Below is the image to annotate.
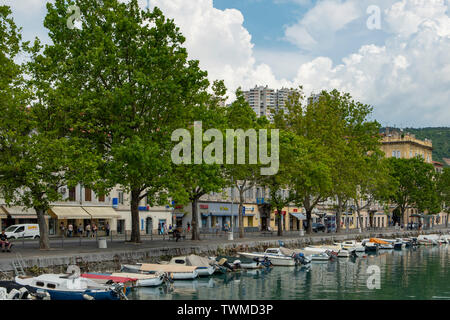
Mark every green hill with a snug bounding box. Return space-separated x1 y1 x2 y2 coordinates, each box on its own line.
382 127 449 165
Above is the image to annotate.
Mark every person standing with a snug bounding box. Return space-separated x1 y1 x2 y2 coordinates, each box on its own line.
60 222 66 237
187 222 191 233
92 223 98 238
163 223 168 235
105 222 110 236
68 223 73 237
0 231 12 252
78 224 84 237
85 223 91 238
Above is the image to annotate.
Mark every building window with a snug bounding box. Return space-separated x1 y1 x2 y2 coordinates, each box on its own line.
98 194 105 202
392 151 396 157
85 188 92 202
69 187 76 201
118 191 124 205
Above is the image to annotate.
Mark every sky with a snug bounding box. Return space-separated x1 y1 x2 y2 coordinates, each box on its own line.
3 0 450 128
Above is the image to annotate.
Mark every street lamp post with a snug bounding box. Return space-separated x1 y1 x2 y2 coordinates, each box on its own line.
229 177 234 241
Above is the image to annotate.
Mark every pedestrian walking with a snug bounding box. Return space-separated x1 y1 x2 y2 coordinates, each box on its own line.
92 223 98 237
163 223 168 235
85 223 91 237
187 222 191 233
215 222 219 235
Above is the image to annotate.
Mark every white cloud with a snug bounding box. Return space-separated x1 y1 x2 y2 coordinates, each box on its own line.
4 0 450 126
284 0 362 50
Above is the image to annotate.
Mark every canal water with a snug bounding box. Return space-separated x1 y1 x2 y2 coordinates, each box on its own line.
129 245 450 300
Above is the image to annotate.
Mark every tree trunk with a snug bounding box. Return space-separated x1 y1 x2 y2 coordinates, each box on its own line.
356 209 363 231
35 207 50 250
277 208 283 236
336 206 342 234
446 212 449 228
130 188 141 243
305 209 312 234
239 190 244 238
191 198 200 240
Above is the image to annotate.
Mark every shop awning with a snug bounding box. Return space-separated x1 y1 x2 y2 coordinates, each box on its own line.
290 213 306 220
82 206 120 219
1 206 37 218
49 206 91 219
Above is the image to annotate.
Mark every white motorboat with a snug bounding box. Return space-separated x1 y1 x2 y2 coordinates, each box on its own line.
417 235 439 246
310 252 331 261
121 264 198 280
237 248 296 266
337 248 356 258
111 273 165 287
160 255 215 277
338 240 365 253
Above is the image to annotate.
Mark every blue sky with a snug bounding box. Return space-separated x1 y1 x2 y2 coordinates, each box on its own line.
213 0 308 50
4 0 450 127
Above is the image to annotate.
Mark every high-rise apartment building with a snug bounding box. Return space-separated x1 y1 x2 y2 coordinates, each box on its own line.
243 85 293 120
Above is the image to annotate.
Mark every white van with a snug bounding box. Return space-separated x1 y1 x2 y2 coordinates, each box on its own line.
4 224 40 239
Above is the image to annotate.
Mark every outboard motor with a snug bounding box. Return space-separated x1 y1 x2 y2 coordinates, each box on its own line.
254 257 272 268
293 253 310 265
218 258 235 271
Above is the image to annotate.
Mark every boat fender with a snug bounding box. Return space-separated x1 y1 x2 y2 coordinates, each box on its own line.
83 294 95 301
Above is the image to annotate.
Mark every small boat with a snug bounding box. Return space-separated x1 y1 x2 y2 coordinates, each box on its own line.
15 274 128 300
238 248 296 266
121 264 198 280
160 255 216 277
339 240 365 253
369 238 393 250
337 248 356 258
393 239 405 250
310 252 331 261
362 240 378 252
417 235 438 246
82 272 166 287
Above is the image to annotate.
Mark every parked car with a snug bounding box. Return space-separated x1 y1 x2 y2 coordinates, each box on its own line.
312 223 326 233
4 224 40 239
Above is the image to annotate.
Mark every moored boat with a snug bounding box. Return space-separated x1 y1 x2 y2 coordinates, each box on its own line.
15 274 128 300
160 255 216 277
121 263 198 280
82 272 166 287
238 248 296 266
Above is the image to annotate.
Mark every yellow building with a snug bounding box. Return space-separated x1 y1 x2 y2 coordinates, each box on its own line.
381 129 433 163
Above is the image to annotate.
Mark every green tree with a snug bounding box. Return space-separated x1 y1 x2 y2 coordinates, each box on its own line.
225 88 264 238
170 82 228 241
30 0 211 243
437 168 450 227
273 88 334 234
258 131 298 236
387 157 440 224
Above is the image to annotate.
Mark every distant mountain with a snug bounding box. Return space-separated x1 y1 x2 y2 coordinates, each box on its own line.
381 127 450 165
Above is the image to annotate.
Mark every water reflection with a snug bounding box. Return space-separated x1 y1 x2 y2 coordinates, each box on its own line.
130 245 450 300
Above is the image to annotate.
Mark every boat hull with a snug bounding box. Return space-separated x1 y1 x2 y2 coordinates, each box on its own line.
195 266 215 277
237 252 295 266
